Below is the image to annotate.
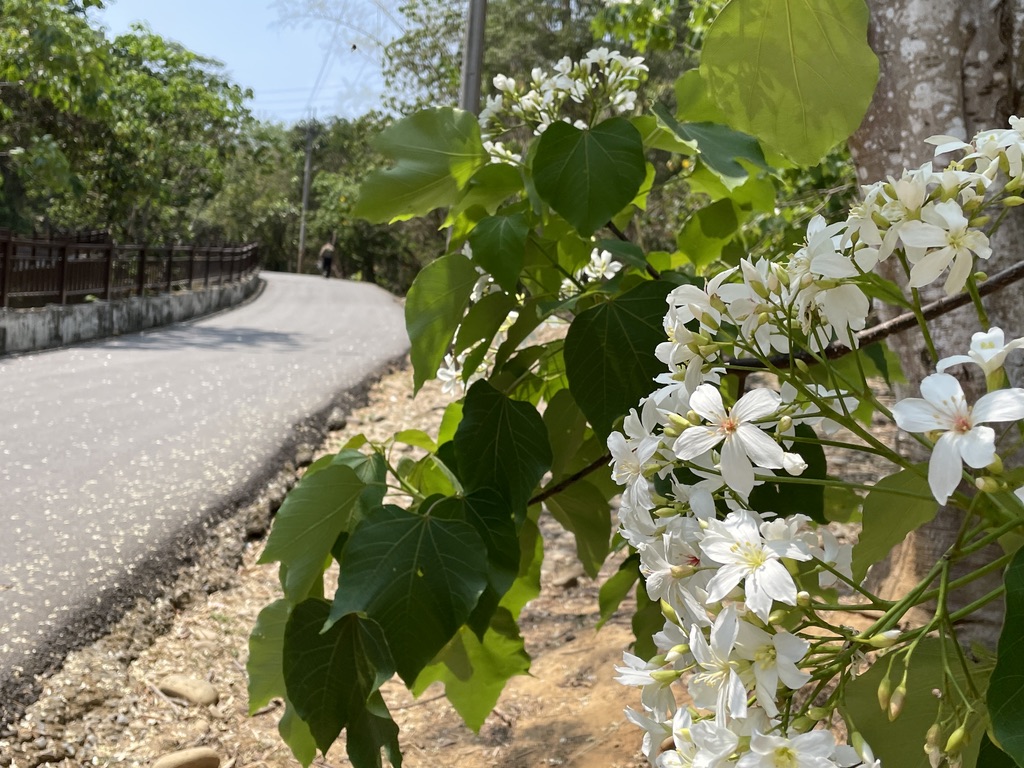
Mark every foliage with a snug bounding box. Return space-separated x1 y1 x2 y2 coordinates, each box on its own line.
0 1 251 240
249 3 1024 768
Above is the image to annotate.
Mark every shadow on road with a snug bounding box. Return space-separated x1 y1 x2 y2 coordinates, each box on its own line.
105 325 306 352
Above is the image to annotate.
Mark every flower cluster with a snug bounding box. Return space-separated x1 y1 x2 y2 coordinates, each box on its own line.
608 119 1024 767
478 47 648 162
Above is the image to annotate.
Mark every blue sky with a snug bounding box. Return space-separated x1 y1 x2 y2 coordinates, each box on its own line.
91 0 396 124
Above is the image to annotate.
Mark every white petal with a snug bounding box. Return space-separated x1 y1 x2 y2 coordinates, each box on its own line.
735 424 786 469
892 397 946 432
936 353 975 373
958 426 996 468
688 384 727 423
774 631 809 663
776 658 811 689
721 436 756 497
899 220 948 249
929 431 965 504
908 246 954 288
705 564 746 603
755 559 797 604
920 373 966 417
732 388 782 423
673 426 722 461
973 388 1024 423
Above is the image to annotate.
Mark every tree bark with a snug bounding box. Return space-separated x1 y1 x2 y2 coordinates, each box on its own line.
848 0 1024 635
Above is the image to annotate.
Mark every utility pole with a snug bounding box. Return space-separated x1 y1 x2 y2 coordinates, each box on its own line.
296 121 314 274
459 0 487 114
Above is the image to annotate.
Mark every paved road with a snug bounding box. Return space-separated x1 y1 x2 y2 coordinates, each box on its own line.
0 272 408 712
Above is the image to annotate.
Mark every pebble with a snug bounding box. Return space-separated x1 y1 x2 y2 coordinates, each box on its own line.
152 747 221 768
157 675 219 706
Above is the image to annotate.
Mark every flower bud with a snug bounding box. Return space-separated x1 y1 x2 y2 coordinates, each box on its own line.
789 716 815 733
686 410 700 425
777 415 793 433
698 344 719 359
752 279 771 300
944 724 968 755
650 668 683 684
807 706 830 721
660 599 680 625
794 358 810 375
876 673 892 711
1003 195 1024 207
855 629 901 648
768 608 790 625
654 506 678 518
969 215 991 227
986 455 1004 474
974 271 988 282
925 724 942 749
796 590 811 607
662 425 681 438
975 476 1001 493
667 412 691 430
888 682 906 721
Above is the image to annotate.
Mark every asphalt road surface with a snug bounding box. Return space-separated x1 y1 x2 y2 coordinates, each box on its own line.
0 272 409 714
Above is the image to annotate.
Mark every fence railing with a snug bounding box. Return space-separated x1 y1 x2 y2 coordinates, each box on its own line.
0 229 260 309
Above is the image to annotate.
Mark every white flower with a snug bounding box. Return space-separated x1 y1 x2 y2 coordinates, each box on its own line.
899 199 991 294
673 386 785 498
700 510 805 621
937 327 1024 376
892 372 1024 504
736 729 837 768
688 605 750 719
615 652 678 719
735 622 811 716
583 248 623 280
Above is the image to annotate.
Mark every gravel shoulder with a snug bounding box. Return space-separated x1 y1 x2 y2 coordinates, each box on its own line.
1 359 645 768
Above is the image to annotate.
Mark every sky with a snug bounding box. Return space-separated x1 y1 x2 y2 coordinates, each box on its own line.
91 0 399 124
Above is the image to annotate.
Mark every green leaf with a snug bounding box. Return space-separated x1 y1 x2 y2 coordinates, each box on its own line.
283 599 395 756
564 279 674 438
393 429 438 453
354 107 487 223
989 545 1024 765
852 468 937 582
674 68 727 124
652 102 767 181
454 380 552 512
445 161 524 223
468 213 529 293
700 0 879 165
329 506 489 683
411 607 530 732
405 252 480 392
544 480 613 578
279 702 318 767
595 238 651 273
248 599 292 713
453 291 518 362
676 198 746 270
631 578 662 660
842 639 988 768
258 464 367 602
346 692 403 768
598 552 640 629
979 733 1018 768
532 117 646 237
501 515 544 620
429 490 519 597
543 388 590 481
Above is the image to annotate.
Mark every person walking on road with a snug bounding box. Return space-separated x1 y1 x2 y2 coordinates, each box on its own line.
319 242 335 278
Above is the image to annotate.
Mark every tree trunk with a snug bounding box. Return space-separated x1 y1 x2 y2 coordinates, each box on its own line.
848 0 1024 635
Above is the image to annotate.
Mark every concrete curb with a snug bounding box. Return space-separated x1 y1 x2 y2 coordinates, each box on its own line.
0 273 262 356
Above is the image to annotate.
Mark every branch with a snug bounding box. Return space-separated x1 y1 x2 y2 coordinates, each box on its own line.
727 258 1024 372
606 221 662 280
529 452 611 506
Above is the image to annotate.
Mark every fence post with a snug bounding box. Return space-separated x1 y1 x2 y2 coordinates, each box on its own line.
204 246 211 287
104 242 115 301
219 247 225 285
165 246 173 293
188 244 196 290
137 247 147 297
58 240 69 305
1 230 11 308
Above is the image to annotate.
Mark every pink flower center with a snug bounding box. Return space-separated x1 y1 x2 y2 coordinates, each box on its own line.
952 413 973 433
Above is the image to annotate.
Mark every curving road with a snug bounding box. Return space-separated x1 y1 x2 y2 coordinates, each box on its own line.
0 272 409 716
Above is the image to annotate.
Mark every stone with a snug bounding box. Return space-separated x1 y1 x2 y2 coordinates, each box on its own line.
157 675 219 706
151 747 220 768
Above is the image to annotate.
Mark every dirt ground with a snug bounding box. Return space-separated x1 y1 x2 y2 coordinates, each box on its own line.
0 359 646 768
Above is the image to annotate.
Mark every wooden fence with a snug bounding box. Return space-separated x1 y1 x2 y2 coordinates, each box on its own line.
0 229 260 309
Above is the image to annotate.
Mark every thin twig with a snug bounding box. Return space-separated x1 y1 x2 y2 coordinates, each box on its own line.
529 453 611 506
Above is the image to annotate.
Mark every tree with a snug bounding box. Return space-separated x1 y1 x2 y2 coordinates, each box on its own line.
848 0 1024 632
